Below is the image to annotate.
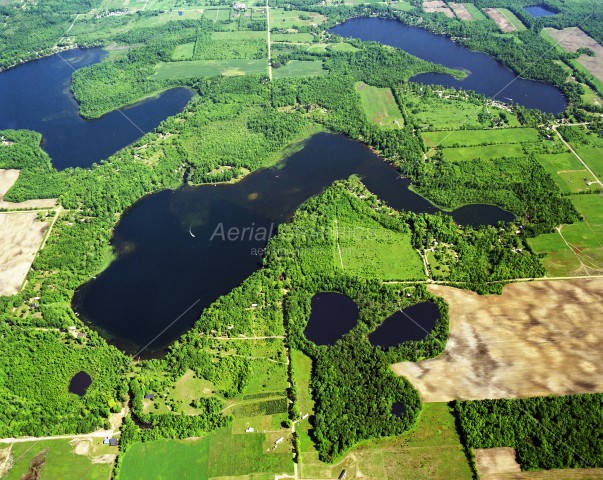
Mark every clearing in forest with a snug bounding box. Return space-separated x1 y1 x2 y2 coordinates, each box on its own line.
3 438 114 480
422 127 538 148
483 8 517 32
449 3 474 21
544 27 603 83
297 400 473 479
474 448 521 479
355 82 404 128
423 0 454 18
153 59 267 79
392 279 603 402
529 193 603 276
272 60 327 79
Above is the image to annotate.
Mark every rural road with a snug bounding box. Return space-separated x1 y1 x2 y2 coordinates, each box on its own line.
266 0 272 81
553 125 603 188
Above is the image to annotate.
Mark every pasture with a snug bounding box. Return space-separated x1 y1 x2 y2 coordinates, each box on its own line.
393 280 603 401
355 82 404 128
497 8 526 31
297 403 472 479
335 212 425 280
543 27 603 83
483 8 517 32
442 143 524 162
119 428 292 479
273 60 326 79
529 192 603 276
3 438 114 480
422 127 538 148
534 152 600 193
269 9 325 29
153 59 267 80
402 91 520 130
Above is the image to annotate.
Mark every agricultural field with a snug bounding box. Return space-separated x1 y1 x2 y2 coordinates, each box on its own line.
390 0 414 11
561 126 603 179
534 152 600 193
153 59 267 80
449 3 475 21
393 280 603 401
422 127 539 148
271 32 314 43
483 8 518 33
272 60 327 79
119 428 293 480
442 143 524 162
297 403 472 479
402 91 519 130
497 8 526 31
423 0 454 18
355 82 404 129
543 28 603 83
269 9 326 29
328 42 359 53
335 212 425 280
3 438 115 480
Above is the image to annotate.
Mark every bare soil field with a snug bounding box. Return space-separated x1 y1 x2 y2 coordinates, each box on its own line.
0 212 49 296
392 279 603 401
484 8 514 32
475 448 521 479
544 27 603 83
450 3 474 20
496 469 603 479
0 169 56 209
423 0 454 18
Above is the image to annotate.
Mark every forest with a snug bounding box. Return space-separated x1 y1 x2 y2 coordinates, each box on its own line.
455 394 603 470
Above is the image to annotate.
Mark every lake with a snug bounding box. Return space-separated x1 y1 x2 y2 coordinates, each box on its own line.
304 292 360 345
368 302 440 348
69 371 92 396
524 5 557 17
0 48 194 170
73 133 512 355
330 18 567 114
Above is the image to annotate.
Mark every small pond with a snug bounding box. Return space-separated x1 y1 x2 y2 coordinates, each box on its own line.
391 402 407 417
368 302 440 348
69 371 92 396
304 292 359 345
524 5 557 17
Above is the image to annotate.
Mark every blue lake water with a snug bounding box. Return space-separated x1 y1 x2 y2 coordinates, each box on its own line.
524 5 557 17
330 18 567 114
0 48 194 170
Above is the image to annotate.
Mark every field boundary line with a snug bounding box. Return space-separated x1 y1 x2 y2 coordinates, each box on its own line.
553 125 603 187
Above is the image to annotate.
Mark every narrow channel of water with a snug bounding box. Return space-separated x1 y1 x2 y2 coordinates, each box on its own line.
330 18 567 114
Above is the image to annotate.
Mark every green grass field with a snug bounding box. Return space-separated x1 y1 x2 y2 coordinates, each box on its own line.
297 403 472 479
172 42 194 60
529 193 603 276
464 3 487 20
212 31 266 40
119 428 293 480
402 91 520 130
5 439 114 480
153 59 267 80
390 0 414 11
336 216 425 281
328 42 359 53
291 349 314 417
273 60 327 79
306 43 327 53
269 8 325 28
271 32 314 43
569 136 603 180
442 143 524 162
355 82 404 129
497 8 526 31
422 127 539 148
